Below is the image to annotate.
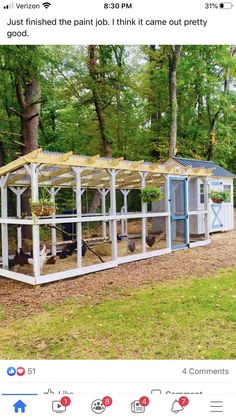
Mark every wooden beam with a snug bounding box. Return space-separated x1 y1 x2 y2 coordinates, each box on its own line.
62 151 73 162
109 157 124 167
163 163 177 171
146 173 161 180
39 166 72 183
116 170 132 180
146 163 161 171
30 148 43 159
7 170 28 185
79 168 96 177
0 148 215 183
117 178 141 188
84 174 110 188
191 167 203 174
53 175 75 186
0 156 27 176
130 160 144 169
116 173 141 185
87 155 100 165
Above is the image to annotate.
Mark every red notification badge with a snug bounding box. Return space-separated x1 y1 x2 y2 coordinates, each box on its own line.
179 396 189 407
139 396 150 407
102 396 113 407
60 396 71 407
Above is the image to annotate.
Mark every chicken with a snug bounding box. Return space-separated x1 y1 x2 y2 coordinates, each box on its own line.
8 257 16 269
10 250 29 267
19 248 30 259
60 241 86 258
66 241 77 254
59 247 68 259
82 242 87 257
146 235 156 248
128 241 136 253
28 245 48 269
46 256 56 265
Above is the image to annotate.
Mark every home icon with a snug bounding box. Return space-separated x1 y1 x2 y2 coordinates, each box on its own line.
13 400 27 413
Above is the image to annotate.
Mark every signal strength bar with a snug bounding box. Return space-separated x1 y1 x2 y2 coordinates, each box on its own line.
3 2 14 8
3 3 14 9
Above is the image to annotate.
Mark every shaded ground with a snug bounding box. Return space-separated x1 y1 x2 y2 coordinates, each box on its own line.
1 213 236 321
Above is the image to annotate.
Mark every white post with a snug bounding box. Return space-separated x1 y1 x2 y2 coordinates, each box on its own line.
165 175 171 249
73 167 83 268
186 177 190 246
204 177 210 240
120 206 125 236
121 189 130 236
16 188 22 249
140 172 147 253
109 169 118 260
31 163 40 279
9 186 26 250
108 206 112 241
1 175 9 268
99 188 109 240
50 187 57 256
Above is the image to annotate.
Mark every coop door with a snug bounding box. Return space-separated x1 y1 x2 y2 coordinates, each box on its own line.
211 204 223 230
169 177 188 250
210 181 223 231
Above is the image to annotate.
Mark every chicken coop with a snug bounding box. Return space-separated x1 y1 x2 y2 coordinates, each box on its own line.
0 149 234 286
153 157 235 234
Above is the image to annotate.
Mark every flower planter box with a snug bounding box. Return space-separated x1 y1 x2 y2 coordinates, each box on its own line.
211 197 223 204
31 204 55 217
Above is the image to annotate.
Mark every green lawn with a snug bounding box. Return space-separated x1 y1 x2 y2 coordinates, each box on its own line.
0 268 236 359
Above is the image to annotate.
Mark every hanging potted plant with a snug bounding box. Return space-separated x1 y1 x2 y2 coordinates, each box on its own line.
30 188 56 216
208 190 230 204
140 186 163 203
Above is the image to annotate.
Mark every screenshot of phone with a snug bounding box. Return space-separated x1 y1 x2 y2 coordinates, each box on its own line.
0 0 235 418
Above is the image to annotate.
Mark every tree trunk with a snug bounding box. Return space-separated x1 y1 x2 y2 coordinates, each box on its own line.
168 46 182 157
16 78 41 154
88 45 112 212
15 78 41 240
149 45 157 147
88 45 112 158
0 142 5 167
207 110 220 161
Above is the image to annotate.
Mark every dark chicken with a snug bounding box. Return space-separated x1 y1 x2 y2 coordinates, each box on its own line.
46 256 56 265
146 235 156 248
128 241 136 253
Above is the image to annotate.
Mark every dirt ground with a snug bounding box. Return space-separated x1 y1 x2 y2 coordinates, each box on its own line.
1 212 236 321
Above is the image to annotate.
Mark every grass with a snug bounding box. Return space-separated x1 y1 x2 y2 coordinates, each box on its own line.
0 268 236 359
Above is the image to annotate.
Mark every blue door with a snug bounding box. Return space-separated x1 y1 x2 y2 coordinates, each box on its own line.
169 177 188 250
211 203 223 230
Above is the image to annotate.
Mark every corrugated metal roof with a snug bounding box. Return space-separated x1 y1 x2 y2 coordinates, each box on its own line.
173 157 236 178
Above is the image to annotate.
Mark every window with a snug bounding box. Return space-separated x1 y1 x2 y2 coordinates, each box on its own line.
200 183 205 204
223 185 231 203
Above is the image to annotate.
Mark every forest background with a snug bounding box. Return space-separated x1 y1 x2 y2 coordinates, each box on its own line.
0 45 236 208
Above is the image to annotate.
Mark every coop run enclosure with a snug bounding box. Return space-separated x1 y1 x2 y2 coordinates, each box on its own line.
0 149 234 285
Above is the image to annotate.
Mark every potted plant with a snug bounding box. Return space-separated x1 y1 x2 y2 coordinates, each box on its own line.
140 186 163 203
208 190 230 204
30 189 56 216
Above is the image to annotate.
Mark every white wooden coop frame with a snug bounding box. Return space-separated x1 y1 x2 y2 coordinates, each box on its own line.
0 149 214 286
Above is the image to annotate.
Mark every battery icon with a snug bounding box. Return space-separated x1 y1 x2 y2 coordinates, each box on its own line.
219 2 233 8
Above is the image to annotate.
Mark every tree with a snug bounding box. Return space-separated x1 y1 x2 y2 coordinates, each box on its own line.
1 44 236 207
88 45 112 158
0 46 43 239
167 45 182 157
